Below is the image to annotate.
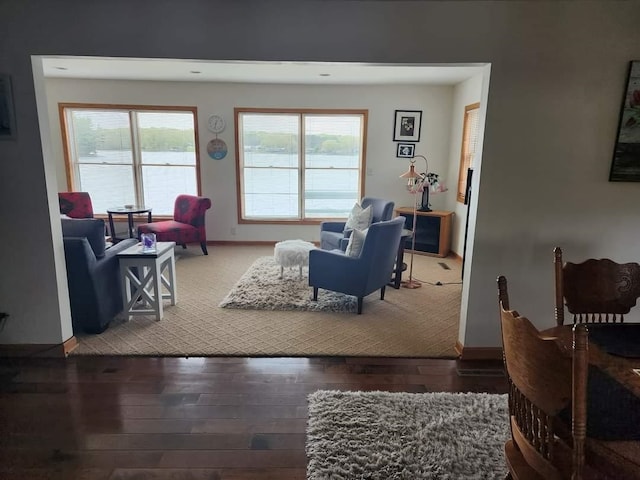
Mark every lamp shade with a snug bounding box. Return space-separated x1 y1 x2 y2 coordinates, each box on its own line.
399 164 420 179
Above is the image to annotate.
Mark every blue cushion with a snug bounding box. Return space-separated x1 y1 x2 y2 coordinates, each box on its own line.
61 218 106 258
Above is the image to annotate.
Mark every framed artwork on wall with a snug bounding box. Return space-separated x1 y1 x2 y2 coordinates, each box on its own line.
393 110 422 142
396 143 415 158
609 61 640 181
0 74 16 140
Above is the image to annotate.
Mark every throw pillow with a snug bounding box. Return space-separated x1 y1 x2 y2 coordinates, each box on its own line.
345 228 367 257
344 203 372 232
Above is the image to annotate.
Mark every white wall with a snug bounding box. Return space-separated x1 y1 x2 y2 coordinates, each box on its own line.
1 0 640 349
45 78 456 243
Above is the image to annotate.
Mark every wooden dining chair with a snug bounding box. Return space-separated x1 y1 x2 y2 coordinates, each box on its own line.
554 247 640 326
498 275 590 480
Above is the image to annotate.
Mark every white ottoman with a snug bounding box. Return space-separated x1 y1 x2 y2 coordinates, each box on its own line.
274 239 316 279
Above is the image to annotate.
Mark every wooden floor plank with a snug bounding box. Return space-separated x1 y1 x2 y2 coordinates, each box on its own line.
0 356 507 479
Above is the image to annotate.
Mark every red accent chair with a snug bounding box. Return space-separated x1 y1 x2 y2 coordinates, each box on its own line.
137 195 212 255
58 192 94 219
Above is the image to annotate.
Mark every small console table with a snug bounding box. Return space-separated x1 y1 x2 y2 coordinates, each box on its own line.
395 208 454 258
117 241 177 321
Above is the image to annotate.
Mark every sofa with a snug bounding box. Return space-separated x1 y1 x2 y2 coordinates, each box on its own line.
61 218 137 334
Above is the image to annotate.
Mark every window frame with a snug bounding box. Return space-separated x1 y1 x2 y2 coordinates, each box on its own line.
234 107 368 225
59 103 202 218
456 102 480 203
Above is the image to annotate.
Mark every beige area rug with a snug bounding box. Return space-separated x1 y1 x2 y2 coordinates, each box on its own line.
220 256 359 312
72 245 462 357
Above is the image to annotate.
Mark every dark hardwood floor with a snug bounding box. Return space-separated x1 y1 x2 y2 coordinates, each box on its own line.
0 356 507 479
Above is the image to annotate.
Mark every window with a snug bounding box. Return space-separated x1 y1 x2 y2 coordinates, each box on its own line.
236 108 367 222
60 104 200 216
457 102 480 203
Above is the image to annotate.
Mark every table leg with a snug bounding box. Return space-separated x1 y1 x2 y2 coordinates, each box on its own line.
390 238 407 289
151 263 163 321
128 213 135 238
109 213 117 242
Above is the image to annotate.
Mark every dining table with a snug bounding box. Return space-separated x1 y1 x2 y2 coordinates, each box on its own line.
541 323 640 479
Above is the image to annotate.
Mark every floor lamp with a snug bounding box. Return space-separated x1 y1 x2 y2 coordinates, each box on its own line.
399 155 429 289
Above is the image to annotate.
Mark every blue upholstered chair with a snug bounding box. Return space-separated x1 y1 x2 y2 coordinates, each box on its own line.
319 197 395 251
309 216 405 314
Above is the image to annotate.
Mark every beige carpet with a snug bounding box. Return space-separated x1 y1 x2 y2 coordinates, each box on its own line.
72 245 462 357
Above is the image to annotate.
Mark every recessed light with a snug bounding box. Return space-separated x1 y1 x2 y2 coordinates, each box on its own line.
190 70 202 74
319 73 331 77
55 67 68 71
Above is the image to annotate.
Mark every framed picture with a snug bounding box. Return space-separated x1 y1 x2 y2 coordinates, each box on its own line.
609 61 640 181
0 74 16 140
393 109 422 142
396 143 415 158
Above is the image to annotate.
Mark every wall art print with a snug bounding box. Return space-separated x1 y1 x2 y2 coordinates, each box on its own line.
393 110 422 142
609 61 640 181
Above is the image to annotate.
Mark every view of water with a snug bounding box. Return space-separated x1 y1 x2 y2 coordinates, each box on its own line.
79 151 360 218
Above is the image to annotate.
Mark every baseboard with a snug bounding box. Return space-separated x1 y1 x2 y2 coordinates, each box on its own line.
455 340 503 360
0 336 78 358
209 240 320 247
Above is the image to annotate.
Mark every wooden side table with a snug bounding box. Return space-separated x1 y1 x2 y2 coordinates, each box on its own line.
117 241 177 321
394 208 454 257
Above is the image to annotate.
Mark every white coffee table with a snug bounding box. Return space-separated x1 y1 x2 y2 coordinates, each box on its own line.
117 241 177 321
274 239 316 279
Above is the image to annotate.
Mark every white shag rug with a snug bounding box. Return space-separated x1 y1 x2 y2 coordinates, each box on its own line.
307 390 509 479
219 256 358 313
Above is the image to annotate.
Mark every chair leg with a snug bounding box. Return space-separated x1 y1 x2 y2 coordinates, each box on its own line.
200 242 208 255
380 285 386 300
313 287 318 301
357 297 363 314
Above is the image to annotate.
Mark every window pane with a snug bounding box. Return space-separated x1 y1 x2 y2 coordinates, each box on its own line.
138 112 196 165
305 115 362 166
241 114 299 157
241 114 300 218
78 164 135 213
142 165 197 215
305 169 359 217
71 110 132 164
244 167 299 218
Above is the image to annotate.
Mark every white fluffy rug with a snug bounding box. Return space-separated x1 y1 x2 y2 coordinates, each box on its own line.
307 390 509 479
219 256 358 313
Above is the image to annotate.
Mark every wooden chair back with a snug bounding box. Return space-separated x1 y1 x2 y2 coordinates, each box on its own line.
554 247 640 326
498 275 588 480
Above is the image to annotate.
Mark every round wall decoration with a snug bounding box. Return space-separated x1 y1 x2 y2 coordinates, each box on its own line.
207 138 228 160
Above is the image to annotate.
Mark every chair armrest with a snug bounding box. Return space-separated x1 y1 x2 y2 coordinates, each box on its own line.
320 221 347 233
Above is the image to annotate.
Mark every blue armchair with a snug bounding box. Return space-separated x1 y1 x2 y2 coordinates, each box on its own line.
319 197 395 251
309 216 405 314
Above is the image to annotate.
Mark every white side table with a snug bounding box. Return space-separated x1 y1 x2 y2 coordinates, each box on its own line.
274 239 316 279
117 241 177 321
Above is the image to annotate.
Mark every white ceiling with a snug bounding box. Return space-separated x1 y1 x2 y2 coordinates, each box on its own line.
40 56 486 85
